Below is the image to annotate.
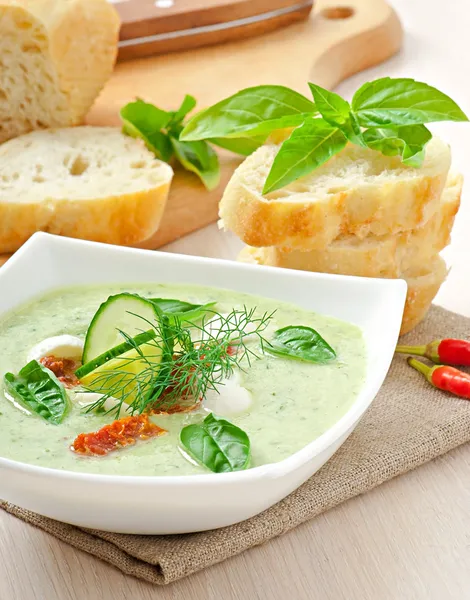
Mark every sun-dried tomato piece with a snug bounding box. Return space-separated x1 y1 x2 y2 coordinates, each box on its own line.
40 356 80 388
151 400 201 416
72 414 167 456
147 360 201 415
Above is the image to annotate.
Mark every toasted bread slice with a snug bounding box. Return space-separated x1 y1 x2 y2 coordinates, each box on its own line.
400 256 448 335
221 137 451 250
237 248 448 335
0 0 119 144
247 173 462 277
0 127 174 252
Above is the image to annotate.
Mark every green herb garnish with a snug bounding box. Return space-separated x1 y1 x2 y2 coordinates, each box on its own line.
4 360 69 424
266 326 336 364
180 77 468 193
180 85 316 140
149 298 216 323
120 94 260 191
180 412 250 473
169 136 220 191
82 307 273 418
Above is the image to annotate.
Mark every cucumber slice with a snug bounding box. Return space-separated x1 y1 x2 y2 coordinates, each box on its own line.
83 293 163 364
76 330 156 379
79 338 166 407
80 293 174 407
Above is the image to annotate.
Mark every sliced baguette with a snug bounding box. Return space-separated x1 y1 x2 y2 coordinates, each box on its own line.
250 173 462 278
400 256 448 335
237 248 448 335
0 127 174 252
220 137 451 250
0 0 119 144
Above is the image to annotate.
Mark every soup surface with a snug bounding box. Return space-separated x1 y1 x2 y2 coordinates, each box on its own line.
0 283 367 476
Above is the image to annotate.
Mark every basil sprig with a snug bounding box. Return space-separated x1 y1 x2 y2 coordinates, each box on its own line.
180 77 468 193
180 413 250 473
121 95 225 191
3 360 69 424
149 298 216 323
266 326 336 364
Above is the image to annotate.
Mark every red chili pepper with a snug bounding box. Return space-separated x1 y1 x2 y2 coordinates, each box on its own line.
397 339 470 366
407 357 470 400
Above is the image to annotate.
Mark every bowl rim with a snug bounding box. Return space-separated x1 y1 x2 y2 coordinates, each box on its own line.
0 233 407 486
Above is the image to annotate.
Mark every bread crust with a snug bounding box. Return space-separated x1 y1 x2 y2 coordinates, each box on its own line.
221 139 451 250
0 185 171 253
400 257 448 335
261 174 462 277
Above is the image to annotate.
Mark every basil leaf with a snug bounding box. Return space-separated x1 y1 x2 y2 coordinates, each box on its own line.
180 413 250 473
4 360 69 424
263 118 347 194
169 137 220 190
209 135 267 156
308 83 351 127
267 326 336 363
363 124 432 167
142 131 174 163
342 112 367 147
180 85 317 141
170 94 197 125
121 99 174 161
223 113 314 138
352 77 469 128
149 298 216 322
121 98 172 131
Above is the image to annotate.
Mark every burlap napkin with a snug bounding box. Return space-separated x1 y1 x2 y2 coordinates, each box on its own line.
2 305 470 585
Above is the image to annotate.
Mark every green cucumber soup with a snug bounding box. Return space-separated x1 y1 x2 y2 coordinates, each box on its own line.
0 283 367 476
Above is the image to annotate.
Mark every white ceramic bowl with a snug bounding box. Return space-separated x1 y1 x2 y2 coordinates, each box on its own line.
0 233 406 534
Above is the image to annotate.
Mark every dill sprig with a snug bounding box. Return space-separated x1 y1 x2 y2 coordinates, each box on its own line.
82 307 274 418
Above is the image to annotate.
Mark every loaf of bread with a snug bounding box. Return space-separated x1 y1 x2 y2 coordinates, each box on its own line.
0 127 174 252
0 0 119 144
220 137 451 250
237 247 449 336
242 174 462 278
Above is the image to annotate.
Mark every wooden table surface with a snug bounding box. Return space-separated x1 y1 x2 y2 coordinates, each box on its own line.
2 0 470 598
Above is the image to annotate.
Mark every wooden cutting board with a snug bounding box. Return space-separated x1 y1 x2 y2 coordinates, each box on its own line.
114 0 315 59
0 0 402 265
